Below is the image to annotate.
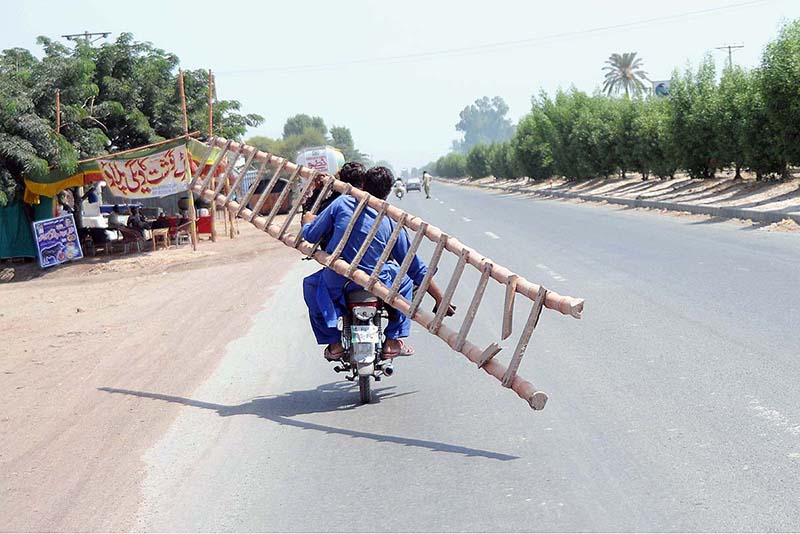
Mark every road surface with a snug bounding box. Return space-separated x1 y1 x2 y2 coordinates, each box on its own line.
105 183 800 531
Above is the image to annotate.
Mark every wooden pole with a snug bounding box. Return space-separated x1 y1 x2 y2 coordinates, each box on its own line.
55 90 61 133
208 69 217 242
178 68 198 251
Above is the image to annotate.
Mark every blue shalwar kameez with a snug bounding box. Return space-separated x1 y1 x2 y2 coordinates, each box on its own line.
302 195 428 345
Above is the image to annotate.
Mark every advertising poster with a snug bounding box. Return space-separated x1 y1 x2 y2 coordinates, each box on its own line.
32 214 84 268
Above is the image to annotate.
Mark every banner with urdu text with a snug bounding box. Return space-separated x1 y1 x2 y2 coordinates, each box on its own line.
23 138 216 204
99 143 190 198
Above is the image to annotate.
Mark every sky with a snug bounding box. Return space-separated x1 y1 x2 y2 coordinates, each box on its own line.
3 0 800 169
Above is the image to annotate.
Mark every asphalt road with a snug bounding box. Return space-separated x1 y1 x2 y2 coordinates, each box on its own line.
109 183 800 531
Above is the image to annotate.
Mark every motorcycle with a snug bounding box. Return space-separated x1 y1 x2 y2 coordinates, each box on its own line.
332 287 394 404
394 182 406 199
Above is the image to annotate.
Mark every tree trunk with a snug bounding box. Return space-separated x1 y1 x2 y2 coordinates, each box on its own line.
70 187 84 229
733 164 742 180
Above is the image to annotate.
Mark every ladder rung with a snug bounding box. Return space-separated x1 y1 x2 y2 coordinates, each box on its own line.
454 261 493 352
345 201 389 278
326 194 370 266
188 137 217 189
502 286 547 388
366 212 408 291
279 169 318 241
213 145 244 197
198 139 232 193
428 247 469 335
386 222 428 305
261 165 302 228
248 160 287 222
408 233 448 318
235 158 271 217
223 148 259 207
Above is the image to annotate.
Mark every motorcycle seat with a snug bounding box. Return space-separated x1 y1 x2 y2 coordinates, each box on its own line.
346 289 379 305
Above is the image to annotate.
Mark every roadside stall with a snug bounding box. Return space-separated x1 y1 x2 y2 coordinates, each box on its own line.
23 136 222 263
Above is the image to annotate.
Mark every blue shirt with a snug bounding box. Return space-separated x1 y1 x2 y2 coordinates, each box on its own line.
302 194 428 306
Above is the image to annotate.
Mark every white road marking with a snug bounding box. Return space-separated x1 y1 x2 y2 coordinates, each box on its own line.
439 201 445 205
449 208 455 212
535 263 567 282
746 395 800 436
484 231 500 239
461 217 472 222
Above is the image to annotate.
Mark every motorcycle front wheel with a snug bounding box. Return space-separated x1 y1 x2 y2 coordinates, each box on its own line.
358 375 372 404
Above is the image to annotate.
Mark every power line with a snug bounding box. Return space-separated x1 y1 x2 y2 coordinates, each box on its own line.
218 0 772 75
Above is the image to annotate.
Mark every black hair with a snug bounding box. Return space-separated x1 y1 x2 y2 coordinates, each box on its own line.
339 161 366 189
364 166 394 200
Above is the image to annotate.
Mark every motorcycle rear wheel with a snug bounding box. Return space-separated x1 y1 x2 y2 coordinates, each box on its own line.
358 375 372 404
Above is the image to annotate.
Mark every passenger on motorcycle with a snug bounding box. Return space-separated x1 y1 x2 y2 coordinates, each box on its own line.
302 161 366 214
301 166 454 361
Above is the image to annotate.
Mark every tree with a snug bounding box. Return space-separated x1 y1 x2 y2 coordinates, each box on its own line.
465 144 492 179
283 114 327 138
454 96 514 152
741 68 783 180
716 66 749 179
602 52 649 97
631 97 679 179
245 135 282 154
669 57 720 178
511 97 554 181
0 32 264 210
760 19 800 178
0 71 76 206
330 125 366 162
487 142 518 180
435 153 467 178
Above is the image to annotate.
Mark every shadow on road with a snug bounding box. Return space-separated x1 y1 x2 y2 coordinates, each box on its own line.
99 384 519 461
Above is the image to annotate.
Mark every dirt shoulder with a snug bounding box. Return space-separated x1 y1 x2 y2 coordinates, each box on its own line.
449 175 800 232
0 223 299 531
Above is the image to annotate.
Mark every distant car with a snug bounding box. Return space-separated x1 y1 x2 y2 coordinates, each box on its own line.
406 177 421 191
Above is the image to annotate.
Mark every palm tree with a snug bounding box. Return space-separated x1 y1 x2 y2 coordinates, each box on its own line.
602 52 649 97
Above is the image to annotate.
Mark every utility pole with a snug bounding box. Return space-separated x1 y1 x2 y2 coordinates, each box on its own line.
716 44 744 69
61 31 110 45
59 31 110 229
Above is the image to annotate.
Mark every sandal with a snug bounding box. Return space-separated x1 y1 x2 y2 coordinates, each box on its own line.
382 339 415 359
324 345 345 361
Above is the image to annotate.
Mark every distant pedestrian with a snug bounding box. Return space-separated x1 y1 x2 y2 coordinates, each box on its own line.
422 170 432 199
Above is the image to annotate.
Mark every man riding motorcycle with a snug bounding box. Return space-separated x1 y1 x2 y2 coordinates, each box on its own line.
301 166 455 361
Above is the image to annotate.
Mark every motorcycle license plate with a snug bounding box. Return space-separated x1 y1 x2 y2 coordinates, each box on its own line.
351 324 379 344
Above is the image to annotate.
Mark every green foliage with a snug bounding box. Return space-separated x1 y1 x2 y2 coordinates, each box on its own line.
716 65 748 177
465 144 492 179
454 96 514 153
283 114 327 138
434 153 466 178
0 32 264 205
487 142 518 179
330 125 366 162
631 97 679 179
668 57 720 178
510 100 553 181
432 21 800 184
760 19 800 175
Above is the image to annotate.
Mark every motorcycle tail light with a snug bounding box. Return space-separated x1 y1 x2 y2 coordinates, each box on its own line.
352 306 377 321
